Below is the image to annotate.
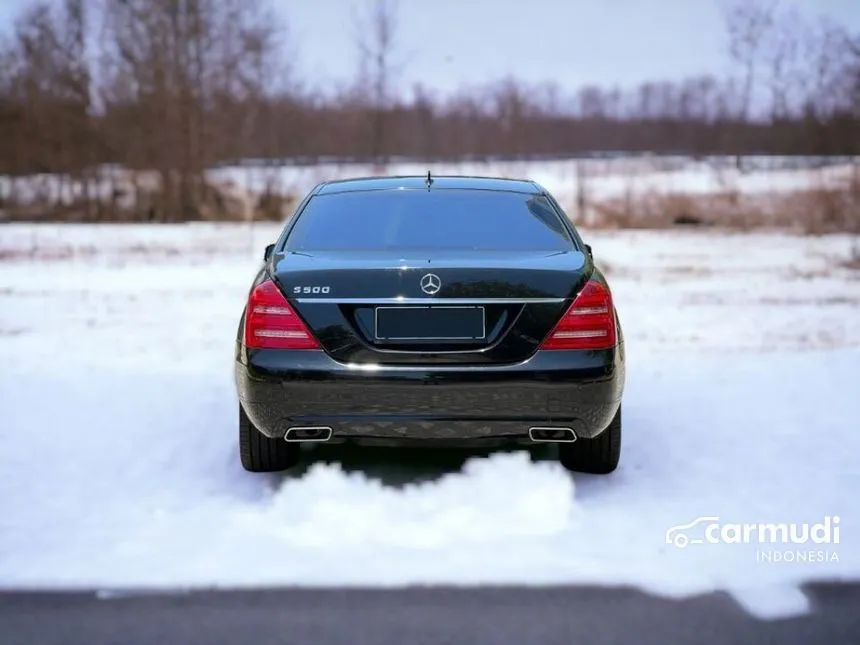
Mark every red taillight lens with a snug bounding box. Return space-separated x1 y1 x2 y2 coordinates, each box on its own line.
540 280 617 350
244 279 320 350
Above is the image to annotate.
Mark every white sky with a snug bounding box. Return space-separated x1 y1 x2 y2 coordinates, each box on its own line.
288 0 860 96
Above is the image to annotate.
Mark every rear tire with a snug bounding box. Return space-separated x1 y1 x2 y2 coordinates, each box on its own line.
559 407 621 474
239 406 301 472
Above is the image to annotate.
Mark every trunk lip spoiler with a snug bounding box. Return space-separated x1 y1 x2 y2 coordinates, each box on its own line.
292 297 566 304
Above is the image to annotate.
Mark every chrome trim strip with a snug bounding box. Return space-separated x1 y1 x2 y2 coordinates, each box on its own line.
294 297 566 304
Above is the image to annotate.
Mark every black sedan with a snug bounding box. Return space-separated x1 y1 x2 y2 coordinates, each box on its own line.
235 175 625 474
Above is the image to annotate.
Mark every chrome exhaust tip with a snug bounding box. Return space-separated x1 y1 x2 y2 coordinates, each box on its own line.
284 426 332 442
528 427 577 443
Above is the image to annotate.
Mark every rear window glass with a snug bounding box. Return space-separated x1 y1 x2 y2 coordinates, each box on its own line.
284 190 573 251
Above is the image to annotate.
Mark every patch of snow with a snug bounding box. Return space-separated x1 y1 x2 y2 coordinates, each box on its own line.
1 224 859 622
729 585 812 620
2 156 856 218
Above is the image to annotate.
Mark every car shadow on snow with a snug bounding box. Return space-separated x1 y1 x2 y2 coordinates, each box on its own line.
279 443 559 488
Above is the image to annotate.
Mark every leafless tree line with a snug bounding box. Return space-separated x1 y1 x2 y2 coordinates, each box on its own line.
0 0 857 221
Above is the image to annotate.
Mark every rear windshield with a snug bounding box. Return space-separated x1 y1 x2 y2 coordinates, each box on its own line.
284 189 574 251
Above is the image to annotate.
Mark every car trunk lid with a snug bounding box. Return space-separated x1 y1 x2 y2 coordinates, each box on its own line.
272 249 591 365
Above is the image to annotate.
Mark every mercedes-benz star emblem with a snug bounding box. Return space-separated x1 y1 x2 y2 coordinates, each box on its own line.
420 273 441 295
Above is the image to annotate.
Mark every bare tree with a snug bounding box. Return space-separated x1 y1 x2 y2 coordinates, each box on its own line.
353 0 400 167
409 82 436 158
805 21 857 120
0 0 95 217
722 0 778 167
491 76 533 155
762 6 808 120
100 0 283 221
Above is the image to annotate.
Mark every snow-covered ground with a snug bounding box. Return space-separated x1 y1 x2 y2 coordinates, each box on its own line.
3 156 856 224
209 157 856 207
1 223 859 621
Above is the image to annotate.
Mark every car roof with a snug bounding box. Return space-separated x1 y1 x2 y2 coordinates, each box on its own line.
314 175 543 196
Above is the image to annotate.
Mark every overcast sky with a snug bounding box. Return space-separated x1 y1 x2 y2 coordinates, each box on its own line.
293 0 859 94
1 0 858 96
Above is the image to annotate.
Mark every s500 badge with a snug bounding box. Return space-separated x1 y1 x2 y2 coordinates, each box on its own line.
293 286 331 294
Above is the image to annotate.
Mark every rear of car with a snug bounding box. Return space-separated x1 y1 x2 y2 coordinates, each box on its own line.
235 176 625 474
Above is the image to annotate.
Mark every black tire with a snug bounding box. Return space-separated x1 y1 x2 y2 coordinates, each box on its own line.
239 406 301 472
559 407 621 474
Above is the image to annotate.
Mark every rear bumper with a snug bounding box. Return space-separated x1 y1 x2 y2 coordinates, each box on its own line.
235 344 625 442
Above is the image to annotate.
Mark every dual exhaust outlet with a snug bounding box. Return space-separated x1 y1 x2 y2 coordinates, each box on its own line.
284 426 332 442
528 426 577 443
284 426 577 443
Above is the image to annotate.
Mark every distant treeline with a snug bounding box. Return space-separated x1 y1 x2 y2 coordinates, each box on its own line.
3 78 860 174
0 0 857 220
3 95 859 174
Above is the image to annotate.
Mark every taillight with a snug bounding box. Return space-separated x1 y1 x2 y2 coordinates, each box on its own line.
540 280 617 350
244 279 320 350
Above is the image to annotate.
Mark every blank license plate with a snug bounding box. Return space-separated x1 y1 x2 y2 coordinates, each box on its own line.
374 306 486 340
